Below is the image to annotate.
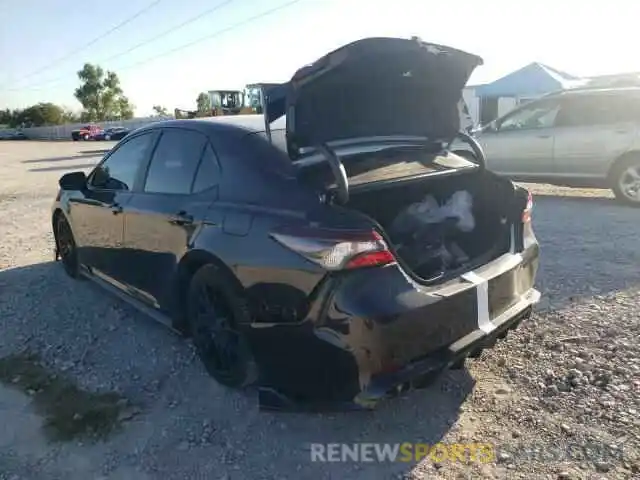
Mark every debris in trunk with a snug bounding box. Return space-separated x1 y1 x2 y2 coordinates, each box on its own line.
389 190 475 279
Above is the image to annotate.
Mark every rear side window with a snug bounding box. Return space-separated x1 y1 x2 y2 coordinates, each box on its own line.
244 130 294 176
557 94 640 127
144 129 207 194
192 143 221 193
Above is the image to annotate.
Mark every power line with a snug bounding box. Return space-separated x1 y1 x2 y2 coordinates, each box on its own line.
6 0 303 92
100 0 237 64
5 0 236 93
117 0 304 72
1 0 165 89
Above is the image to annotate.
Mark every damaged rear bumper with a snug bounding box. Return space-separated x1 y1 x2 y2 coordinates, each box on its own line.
257 287 539 412
249 232 540 412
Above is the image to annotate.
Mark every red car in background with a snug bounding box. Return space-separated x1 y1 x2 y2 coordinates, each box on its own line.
71 124 102 141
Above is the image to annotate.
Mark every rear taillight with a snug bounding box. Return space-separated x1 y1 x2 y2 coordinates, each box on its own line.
522 191 533 223
270 226 396 271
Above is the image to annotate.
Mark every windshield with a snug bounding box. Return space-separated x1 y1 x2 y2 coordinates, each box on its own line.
496 100 560 131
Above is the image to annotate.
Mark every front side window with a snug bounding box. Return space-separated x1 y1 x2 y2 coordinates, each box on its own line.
143 129 207 195
90 132 153 190
497 100 560 131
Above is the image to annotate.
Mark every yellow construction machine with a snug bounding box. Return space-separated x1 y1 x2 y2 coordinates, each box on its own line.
174 83 282 119
208 90 246 116
241 83 281 114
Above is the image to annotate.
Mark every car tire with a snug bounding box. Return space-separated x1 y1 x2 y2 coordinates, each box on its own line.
186 264 258 388
83 134 89 141
610 156 640 206
104 134 111 141
54 214 81 279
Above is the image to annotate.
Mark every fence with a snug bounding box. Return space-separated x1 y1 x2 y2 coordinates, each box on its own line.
0 116 175 140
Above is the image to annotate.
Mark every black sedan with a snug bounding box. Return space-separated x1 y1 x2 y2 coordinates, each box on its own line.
93 126 130 141
51 37 540 410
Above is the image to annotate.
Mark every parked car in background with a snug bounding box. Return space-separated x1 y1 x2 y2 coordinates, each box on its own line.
71 125 102 141
12 131 28 140
51 37 540 410
0 130 28 140
451 86 640 205
94 126 130 141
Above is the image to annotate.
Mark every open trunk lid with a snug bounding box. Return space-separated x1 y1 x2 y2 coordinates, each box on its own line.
272 37 483 158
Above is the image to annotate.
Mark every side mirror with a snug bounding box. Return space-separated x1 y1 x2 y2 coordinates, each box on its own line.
59 171 87 191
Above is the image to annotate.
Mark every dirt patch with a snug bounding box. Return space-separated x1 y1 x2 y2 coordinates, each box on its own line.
0 351 137 442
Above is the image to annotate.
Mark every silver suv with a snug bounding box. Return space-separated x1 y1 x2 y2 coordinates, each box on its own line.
452 87 640 205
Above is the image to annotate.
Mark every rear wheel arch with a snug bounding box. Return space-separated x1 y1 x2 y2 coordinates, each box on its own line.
607 150 640 181
173 250 244 333
607 151 640 205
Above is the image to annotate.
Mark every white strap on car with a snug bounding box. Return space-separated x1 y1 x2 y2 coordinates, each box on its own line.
461 271 494 334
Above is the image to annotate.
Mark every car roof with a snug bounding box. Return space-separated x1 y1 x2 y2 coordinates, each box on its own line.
134 114 287 138
544 86 640 99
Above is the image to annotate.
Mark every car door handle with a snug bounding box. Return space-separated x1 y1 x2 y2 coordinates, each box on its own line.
536 134 551 139
110 204 123 215
169 212 193 226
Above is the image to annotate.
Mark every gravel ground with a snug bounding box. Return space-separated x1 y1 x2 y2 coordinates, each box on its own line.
0 142 638 480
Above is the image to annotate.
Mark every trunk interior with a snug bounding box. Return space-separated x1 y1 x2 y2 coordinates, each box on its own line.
345 169 515 283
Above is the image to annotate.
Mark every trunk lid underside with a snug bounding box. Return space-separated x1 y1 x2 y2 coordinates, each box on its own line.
266 37 484 158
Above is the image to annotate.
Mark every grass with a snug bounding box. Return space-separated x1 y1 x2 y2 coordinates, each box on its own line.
0 351 134 442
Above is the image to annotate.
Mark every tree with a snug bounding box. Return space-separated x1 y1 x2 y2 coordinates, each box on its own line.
0 108 12 125
2 103 68 127
152 105 169 117
24 103 65 126
61 108 80 124
116 95 134 120
196 92 211 115
74 63 135 121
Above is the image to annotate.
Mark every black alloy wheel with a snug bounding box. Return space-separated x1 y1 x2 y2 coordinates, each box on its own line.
187 265 257 388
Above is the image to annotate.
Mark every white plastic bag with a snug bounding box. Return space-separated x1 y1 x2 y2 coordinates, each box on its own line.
389 195 440 237
439 190 475 232
390 190 475 235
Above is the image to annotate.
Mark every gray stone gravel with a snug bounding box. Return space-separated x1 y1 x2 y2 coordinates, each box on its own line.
0 142 639 479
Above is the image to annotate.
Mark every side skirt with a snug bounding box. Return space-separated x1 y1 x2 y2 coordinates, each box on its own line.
80 266 183 336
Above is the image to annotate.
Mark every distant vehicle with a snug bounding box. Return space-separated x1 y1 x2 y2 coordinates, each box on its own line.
451 86 640 205
1 130 28 140
208 90 246 116
71 125 102 141
94 127 130 141
242 83 281 114
52 37 540 411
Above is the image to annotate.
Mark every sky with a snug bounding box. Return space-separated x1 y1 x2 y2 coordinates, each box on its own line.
1 0 638 116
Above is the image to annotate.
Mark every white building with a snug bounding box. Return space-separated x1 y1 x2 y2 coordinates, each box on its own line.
463 62 582 126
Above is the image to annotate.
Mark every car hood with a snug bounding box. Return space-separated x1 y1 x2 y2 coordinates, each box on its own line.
266 37 483 159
